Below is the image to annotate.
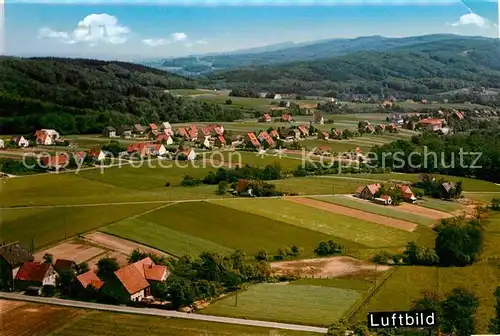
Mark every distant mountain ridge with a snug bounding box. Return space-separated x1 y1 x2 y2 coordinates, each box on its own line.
137 34 492 76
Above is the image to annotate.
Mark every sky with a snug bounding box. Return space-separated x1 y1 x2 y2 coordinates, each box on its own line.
1 0 499 59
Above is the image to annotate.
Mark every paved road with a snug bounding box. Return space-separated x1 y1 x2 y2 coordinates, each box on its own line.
0 292 327 334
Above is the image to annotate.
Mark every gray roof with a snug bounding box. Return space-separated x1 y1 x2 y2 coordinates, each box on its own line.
0 242 33 268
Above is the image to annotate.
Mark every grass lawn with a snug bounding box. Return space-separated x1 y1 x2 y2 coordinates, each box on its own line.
290 278 373 292
464 192 500 204
211 199 417 249
201 282 364 326
101 217 234 257
0 203 161 250
272 176 377 195
197 95 274 111
170 88 217 96
355 264 500 333
53 311 318 336
312 196 437 226
0 172 220 206
301 139 372 153
480 213 500 261
418 198 463 213
105 201 333 258
211 150 302 170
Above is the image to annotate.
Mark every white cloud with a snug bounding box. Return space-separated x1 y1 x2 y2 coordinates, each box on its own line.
451 12 491 28
38 13 131 46
172 32 187 41
142 38 170 47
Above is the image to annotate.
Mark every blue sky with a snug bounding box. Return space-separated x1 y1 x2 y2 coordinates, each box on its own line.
2 0 499 59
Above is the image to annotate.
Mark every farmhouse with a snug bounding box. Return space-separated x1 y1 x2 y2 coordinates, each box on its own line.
156 133 173 145
200 127 211 138
187 128 198 142
441 182 457 199
355 183 381 200
127 143 149 157
454 111 464 120
270 130 280 139
199 135 211 149
259 114 272 122
112 257 169 302
175 128 189 140
76 270 104 292
397 185 417 203
298 125 309 137
288 129 301 140
211 125 224 136
148 123 158 133
102 126 116 138
234 179 254 197
330 129 343 138
148 144 167 156
35 131 53 145
40 154 69 170
53 259 77 275
258 131 276 148
281 114 292 122
133 124 146 135
14 261 57 294
215 135 226 147
245 132 261 149
88 149 107 162
160 122 173 135
374 195 392 206
314 146 331 156
418 118 443 131
176 147 197 160
10 136 29 148
0 242 34 290
364 125 375 134
312 112 324 125
117 125 132 137
318 131 329 140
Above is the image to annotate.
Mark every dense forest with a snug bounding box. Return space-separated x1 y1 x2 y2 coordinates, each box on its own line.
205 38 500 97
0 57 242 135
369 125 500 183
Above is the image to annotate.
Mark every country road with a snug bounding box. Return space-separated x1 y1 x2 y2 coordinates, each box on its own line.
0 292 328 334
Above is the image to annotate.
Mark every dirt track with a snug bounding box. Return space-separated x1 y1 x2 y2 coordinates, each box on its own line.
398 202 452 220
85 232 169 257
271 256 390 278
285 197 417 232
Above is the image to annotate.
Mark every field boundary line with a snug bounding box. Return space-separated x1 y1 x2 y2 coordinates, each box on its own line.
343 265 398 323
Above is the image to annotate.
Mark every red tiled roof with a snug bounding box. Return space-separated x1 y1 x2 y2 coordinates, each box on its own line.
321 132 329 137
40 154 69 167
156 134 171 142
15 262 51 282
246 132 261 147
367 183 381 195
114 263 150 295
236 179 251 193
143 264 168 281
149 123 158 130
217 135 226 145
270 130 279 138
76 271 104 290
281 114 292 121
263 114 271 120
201 127 211 136
455 111 464 120
176 128 188 136
380 195 392 201
355 186 365 194
418 118 442 125
298 125 308 135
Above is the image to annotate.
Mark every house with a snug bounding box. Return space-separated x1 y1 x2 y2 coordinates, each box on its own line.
176 128 189 140
233 179 254 197
0 139 4 148
0 242 34 290
364 125 375 134
200 127 211 137
148 123 158 132
245 132 261 149
397 185 417 204
356 183 381 200
10 136 29 148
314 146 331 156
273 94 282 100
112 257 169 302
40 154 69 170
148 144 167 156
280 114 292 122
212 125 224 136
14 262 57 294
176 147 197 161
374 195 392 206
127 143 149 157
288 129 301 140
102 126 116 138
133 124 146 135
35 131 53 145
330 129 343 138
259 92 268 98
259 114 272 122
159 122 173 135
454 111 464 120
117 125 132 137
76 270 104 292
53 259 77 275
215 135 226 147
318 131 329 140
441 182 456 199
156 133 173 145
298 125 309 137
421 99 428 104
269 130 280 139
312 112 324 125
418 118 443 132
88 149 107 162
199 135 211 149
258 131 275 148
187 128 198 142
381 100 393 108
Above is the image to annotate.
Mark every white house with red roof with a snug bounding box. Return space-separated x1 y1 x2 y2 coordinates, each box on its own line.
258 131 276 148
298 125 309 137
160 122 173 135
374 195 392 206
176 147 197 160
280 114 292 122
318 131 329 140
112 257 169 302
355 183 381 200
156 133 173 145
397 185 418 203
76 270 104 291
14 261 57 293
270 129 280 139
215 135 226 147
10 136 29 148
418 118 443 131
260 114 272 122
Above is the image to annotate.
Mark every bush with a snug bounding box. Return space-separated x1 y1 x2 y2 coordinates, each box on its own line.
255 250 268 261
314 240 344 256
181 175 202 187
225 99 232 105
372 251 393 264
491 198 500 211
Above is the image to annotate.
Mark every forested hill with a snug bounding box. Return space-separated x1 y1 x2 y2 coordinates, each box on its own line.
206 38 500 97
0 57 242 135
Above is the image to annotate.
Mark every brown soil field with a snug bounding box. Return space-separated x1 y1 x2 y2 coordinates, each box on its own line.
285 196 417 232
271 256 390 278
398 203 453 220
84 232 169 257
0 300 84 336
34 240 104 264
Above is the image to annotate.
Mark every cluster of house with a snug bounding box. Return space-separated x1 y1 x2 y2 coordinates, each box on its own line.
4 129 63 149
355 183 417 205
103 122 174 140
358 120 399 134
243 125 310 149
0 242 169 302
258 111 325 125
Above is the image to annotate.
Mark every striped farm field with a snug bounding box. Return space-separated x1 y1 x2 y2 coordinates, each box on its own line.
211 198 417 249
286 197 417 232
313 196 437 226
102 201 333 258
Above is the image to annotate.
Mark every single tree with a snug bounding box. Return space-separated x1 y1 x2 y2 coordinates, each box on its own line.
77 262 89 275
255 250 268 261
440 288 479 336
43 253 54 264
96 258 119 282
